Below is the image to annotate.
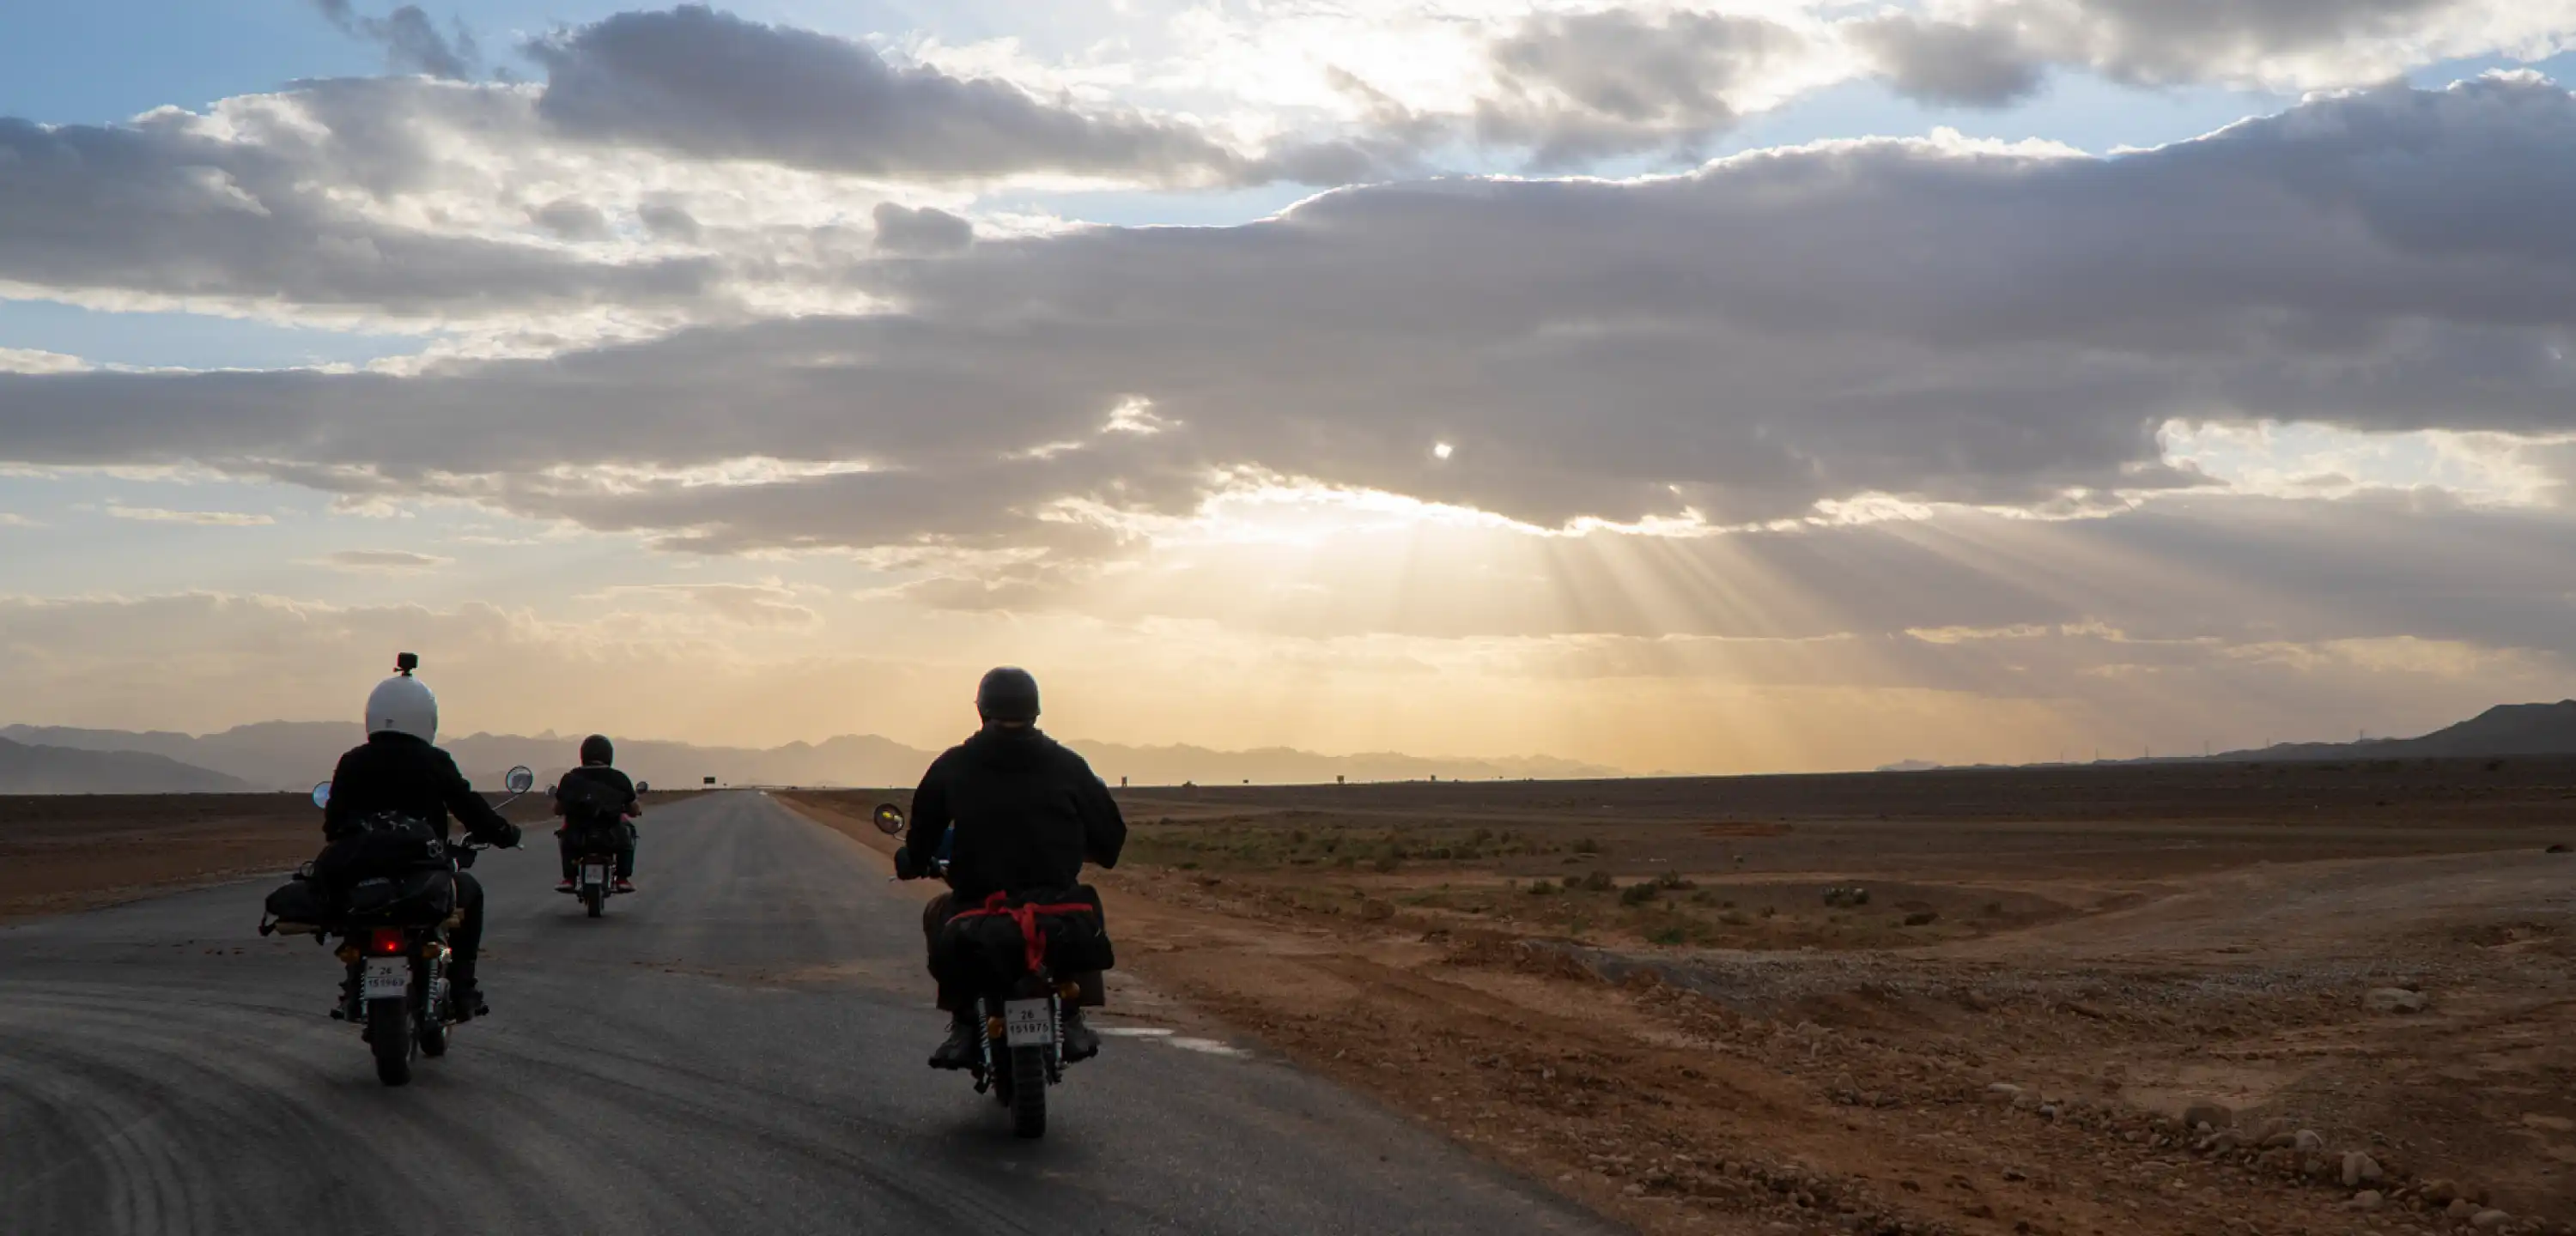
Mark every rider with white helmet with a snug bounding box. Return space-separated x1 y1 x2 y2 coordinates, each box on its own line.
322 653 523 1018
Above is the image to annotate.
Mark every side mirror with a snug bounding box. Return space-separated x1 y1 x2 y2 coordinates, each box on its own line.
311 781 331 809
505 766 535 795
872 803 906 836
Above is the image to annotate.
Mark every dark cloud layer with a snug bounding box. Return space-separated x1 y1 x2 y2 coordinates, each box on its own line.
6 79 2575 560
0 82 714 318
1852 0 2536 103
527 5 1251 183
1477 9 1808 164
1850 15 2050 106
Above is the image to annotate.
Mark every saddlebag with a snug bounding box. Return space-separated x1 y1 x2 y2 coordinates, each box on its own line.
340 868 456 925
261 879 331 932
312 812 447 888
941 885 1115 982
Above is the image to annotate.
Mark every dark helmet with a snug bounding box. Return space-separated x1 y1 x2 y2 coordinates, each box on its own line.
579 734 615 766
975 667 1041 724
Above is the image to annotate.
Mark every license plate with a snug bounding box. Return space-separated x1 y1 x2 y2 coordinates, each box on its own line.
582 863 607 885
362 959 409 999
1003 999 1054 1047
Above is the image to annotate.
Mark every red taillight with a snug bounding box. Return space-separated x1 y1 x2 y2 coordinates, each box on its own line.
367 929 407 956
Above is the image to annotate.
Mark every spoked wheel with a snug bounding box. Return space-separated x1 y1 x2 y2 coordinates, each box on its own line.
1008 1045 1048 1139
368 997 414 1086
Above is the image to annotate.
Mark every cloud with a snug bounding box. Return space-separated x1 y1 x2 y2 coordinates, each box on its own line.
106 506 276 526
1850 0 2576 97
8 80 2576 565
0 85 720 324
314 548 450 572
602 582 821 627
872 202 973 254
1475 9 1814 165
1849 15 2049 107
0 348 90 375
526 6 1256 185
312 0 481 81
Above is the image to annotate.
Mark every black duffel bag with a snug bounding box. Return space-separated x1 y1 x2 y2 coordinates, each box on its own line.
312 811 447 890
940 886 1115 983
263 878 332 929
341 868 457 925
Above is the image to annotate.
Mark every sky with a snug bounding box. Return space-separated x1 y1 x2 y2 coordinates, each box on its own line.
5 0 2576 773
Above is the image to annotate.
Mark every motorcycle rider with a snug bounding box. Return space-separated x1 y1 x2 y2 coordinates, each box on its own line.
552 734 641 894
320 654 523 1018
901 667 1126 1070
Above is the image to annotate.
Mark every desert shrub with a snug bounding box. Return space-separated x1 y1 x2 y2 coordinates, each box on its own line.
1527 879 1558 895
1571 838 1603 856
1656 872 1696 891
1619 882 1659 906
1579 869 1618 893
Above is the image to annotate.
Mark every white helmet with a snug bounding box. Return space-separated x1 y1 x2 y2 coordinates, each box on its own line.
365 652 438 743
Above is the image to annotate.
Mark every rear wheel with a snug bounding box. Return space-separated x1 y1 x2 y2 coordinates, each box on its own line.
368 997 413 1086
584 887 605 918
1008 1045 1048 1138
418 983 448 1057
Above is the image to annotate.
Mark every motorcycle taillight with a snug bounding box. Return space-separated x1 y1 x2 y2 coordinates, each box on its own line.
366 929 408 956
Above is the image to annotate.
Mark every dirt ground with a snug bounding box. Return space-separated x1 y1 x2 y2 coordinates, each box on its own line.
790 759 2576 1236
0 790 693 922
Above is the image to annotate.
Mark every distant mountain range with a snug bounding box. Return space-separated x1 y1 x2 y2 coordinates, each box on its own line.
0 722 1615 794
0 736 251 794
1880 700 2576 772
2207 700 2576 762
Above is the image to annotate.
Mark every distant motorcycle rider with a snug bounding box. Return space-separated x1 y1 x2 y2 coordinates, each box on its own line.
553 735 641 894
320 655 522 1018
901 667 1126 1070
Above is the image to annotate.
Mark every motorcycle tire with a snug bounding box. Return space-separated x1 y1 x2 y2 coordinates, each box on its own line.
368 997 413 1086
1008 1045 1047 1139
418 991 448 1058
584 887 604 918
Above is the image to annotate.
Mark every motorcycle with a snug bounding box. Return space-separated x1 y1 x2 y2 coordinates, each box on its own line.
553 779 639 918
261 765 536 1087
569 846 618 918
879 803 1101 1139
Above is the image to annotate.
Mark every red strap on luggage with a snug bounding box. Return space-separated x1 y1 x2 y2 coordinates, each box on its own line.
949 893 1097 974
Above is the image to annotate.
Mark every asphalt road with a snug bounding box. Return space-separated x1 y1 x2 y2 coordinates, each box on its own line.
0 791 1617 1235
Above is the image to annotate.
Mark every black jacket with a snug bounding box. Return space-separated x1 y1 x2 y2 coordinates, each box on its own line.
553 765 639 829
323 732 521 848
904 726 1125 904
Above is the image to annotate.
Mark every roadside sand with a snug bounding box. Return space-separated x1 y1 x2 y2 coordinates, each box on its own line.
793 765 2576 1236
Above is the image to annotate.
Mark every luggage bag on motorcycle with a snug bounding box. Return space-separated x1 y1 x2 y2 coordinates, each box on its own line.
340 868 456 925
941 885 1115 981
263 878 331 930
312 811 447 888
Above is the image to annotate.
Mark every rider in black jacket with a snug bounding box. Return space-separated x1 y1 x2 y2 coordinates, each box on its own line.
553 735 641 894
902 667 1126 1069
322 656 522 1017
